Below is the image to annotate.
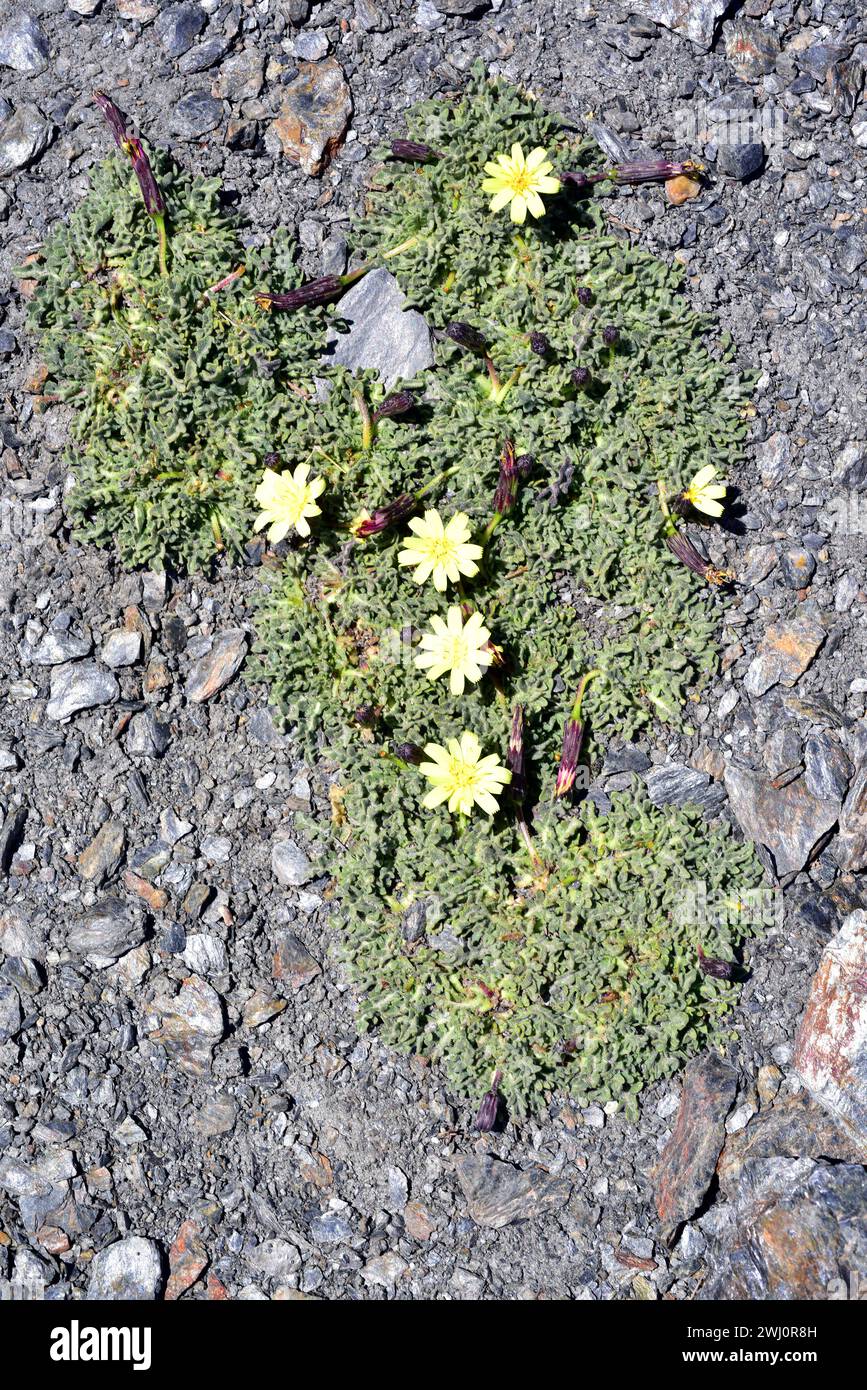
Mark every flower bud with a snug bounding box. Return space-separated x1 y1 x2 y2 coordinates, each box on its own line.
393 742 424 765
372 390 416 422
255 276 344 312
571 366 591 388
576 285 593 307
601 325 619 346
697 946 736 980
515 453 534 479
529 331 550 357
351 493 415 538
665 531 732 587
507 705 525 803
444 321 488 356
473 1070 502 1132
492 439 519 515
608 159 705 184
390 139 443 163
354 704 378 728
93 91 165 218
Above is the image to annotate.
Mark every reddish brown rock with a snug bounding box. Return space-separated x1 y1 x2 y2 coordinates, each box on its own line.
653 1050 738 1241
743 615 825 697
185 629 248 703
793 909 867 1149
268 59 352 176
165 1218 208 1301
404 1200 437 1241
273 930 321 993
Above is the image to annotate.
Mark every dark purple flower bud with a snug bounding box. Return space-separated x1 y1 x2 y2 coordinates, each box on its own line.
352 492 415 538
562 170 593 189
255 276 344 312
493 439 519 515
665 531 732 587
515 453 534 479
507 706 525 803
571 366 591 388
576 285 593 307
608 159 705 185
555 715 585 799
372 390 416 422
601 325 619 346
393 742 424 765
444 321 488 356
697 946 736 980
473 1070 502 1132
530 332 550 357
390 139 443 163
94 91 165 218
354 705 378 728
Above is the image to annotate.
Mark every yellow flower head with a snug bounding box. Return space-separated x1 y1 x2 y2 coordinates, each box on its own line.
682 464 726 518
398 509 483 592
481 144 561 224
419 731 512 817
414 606 493 696
253 464 325 542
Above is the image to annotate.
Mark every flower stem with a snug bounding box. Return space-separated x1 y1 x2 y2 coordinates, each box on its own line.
354 391 374 451
154 213 168 278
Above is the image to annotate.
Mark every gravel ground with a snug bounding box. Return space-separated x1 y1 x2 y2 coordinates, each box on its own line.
1 0 866 1301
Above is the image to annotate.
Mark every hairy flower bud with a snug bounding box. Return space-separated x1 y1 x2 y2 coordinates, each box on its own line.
608 159 705 184
390 139 443 163
372 389 416 422
571 366 591 388
576 285 593 307
255 276 344 312
445 321 488 356
507 705 526 803
493 439 519 515
515 453 534 479
555 715 585 798
393 742 424 765
697 946 736 980
601 325 619 346
529 331 550 357
93 90 164 217
665 531 732 587
351 492 415 538
354 704 378 728
473 1070 502 1132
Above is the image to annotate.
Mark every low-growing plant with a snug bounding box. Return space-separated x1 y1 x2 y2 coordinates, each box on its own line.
28 74 763 1115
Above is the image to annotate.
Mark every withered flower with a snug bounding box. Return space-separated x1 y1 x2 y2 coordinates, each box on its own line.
473 1069 503 1132
665 531 732 587
255 277 344 312
444 321 488 356
697 946 736 980
351 492 415 538
507 704 526 803
372 389 416 422
608 159 705 184
390 139 443 163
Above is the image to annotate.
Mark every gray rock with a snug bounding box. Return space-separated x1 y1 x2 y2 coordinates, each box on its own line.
724 763 840 879
0 983 21 1043
178 35 232 74
794 910 867 1148
292 29 329 60
804 733 851 803
627 0 727 49
155 2 206 57
778 547 816 589
0 104 52 178
743 615 825 698
46 662 119 721
0 805 27 875
28 630 91 665
273 930 321 991
716 141 764 180
182 933 228 976
272 838 314 887
67 898 146 964
836 767 867 872
185 629 247 702
126 710 171 757
323 268 434 388
149 975 225 1076
78 820 126 885
455 1155 572 1229
101 629 141 668
433 0 490 13
724 19 780 80
88 1237 164 1300
190 1093 236 1138
653 1052 738 1241
69 0 103 14
0 14 49 75
645 764 726 813
173 91 223 139
247 1238 301 1280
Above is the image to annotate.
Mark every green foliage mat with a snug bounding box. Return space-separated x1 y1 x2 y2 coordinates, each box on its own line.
29 72 763 1114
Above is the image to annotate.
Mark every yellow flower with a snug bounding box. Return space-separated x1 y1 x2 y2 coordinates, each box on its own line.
419 732 512 816
414 606 493 696
253 464 325 542
398 509 483 592
481 144 561 224
682 464 726 518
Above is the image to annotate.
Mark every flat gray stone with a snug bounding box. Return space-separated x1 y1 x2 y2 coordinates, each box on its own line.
455 1155 572 1230
323 268 434 388
272 837 314 887
627 0 727 49
794 910 867 1149
0 14 49 75
724 763 840 879
101 628 141 668
645 763 726 813
67 897 146 964
46 661 119 721
87 1236 164 1300
0 103 52 178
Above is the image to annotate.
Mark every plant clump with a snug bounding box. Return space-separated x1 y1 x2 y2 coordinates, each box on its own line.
29 75 763 1115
